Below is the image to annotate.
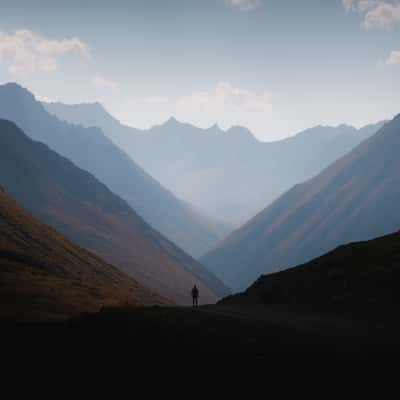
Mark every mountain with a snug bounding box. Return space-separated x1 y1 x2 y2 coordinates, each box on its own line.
220 230 400 318
0 188 168 322
202 115 400 291
44 101 384 225
0 83 229 259
0 119 229 304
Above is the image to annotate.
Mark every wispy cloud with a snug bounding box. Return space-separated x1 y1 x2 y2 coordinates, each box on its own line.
343 0 400 30
223 0 262 12
385 50 400 64
177 82 272 113
343 0 378 13
0 29 88 77
91 75 119 91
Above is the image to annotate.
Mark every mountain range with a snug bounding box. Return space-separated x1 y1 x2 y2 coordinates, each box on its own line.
0 186 168 322
0 83 229 259
44 101 384 225
203 115 400 291
6 81 398 300
0 119 228 304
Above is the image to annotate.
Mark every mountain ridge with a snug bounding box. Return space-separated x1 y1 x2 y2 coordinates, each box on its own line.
0 119 229 304
202 115 400 291
0 82 229 259
44 99 384 225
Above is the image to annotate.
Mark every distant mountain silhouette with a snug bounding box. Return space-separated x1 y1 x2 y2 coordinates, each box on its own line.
221 230 400 317
0 186 168 322
0 83 229 259
0 119 229 304
203 115 400 291
44 101 384 225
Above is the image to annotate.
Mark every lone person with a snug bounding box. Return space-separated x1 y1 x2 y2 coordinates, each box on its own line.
191 285 199 307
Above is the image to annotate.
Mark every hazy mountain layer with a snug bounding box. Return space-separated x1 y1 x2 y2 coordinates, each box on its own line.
0 119 229 304
0 83 229 258
44 101 383 225
203 115 400 291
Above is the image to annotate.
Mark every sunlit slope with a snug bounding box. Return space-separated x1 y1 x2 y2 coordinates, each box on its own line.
0 189 168 321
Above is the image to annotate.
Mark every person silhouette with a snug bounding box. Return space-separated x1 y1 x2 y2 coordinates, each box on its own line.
191 285 199 307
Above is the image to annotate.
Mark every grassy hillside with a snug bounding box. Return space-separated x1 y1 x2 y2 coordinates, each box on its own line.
0 190 168 321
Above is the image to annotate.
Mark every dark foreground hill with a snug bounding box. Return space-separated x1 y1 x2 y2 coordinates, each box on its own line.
0 82 229 259
203 114 400 291
221 230 400 319
0 190 167 321
0 119 228 304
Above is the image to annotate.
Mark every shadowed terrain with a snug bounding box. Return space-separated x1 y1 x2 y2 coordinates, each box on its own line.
221 230 400 320
4 303 399 373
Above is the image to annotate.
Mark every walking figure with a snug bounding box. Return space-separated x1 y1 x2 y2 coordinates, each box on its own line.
191 285 199 307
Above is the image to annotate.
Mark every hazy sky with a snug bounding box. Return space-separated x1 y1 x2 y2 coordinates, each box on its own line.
0 0 399 140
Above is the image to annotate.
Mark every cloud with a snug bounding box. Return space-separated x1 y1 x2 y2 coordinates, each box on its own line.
91 75 119 91
223 0 262 11
177 82 272 114
343 1 400 30
364 2 400 29
385 50 400 63
0 29 88 77
343 0 379 13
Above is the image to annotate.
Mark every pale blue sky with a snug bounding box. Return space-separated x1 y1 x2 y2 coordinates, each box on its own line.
0 0 399 140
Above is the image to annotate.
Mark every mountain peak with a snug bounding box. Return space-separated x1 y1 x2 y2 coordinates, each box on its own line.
338 123 353 129
89 101 107 112
2 82 25 91
76 101 110 116
227 125 257 141
0 82 36 101
206 123 223 134
165 116 180 125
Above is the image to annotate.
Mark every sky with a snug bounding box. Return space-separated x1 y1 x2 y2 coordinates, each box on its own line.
0 0 399 141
